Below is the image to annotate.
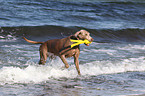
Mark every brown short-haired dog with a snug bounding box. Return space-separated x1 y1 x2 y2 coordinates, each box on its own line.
23 30 94 75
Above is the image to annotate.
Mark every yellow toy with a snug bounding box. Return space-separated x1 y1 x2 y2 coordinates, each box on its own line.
70 39 92 48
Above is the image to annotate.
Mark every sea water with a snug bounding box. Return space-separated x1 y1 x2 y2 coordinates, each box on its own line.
1 0 145 96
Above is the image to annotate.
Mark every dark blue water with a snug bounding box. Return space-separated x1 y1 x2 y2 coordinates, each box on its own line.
1 0 145 29
1 0 145 96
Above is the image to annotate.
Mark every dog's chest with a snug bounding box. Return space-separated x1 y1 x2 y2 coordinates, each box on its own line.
65 49 79 58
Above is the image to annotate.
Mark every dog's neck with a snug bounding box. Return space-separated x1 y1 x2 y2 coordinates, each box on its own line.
70 35 80 40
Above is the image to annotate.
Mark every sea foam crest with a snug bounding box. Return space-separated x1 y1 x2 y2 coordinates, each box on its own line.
0 56 145 84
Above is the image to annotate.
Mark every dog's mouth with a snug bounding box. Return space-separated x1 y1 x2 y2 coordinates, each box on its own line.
84 38 94 46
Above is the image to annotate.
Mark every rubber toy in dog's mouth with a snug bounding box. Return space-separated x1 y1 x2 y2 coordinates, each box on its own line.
85 43 90 46
70 39 92 48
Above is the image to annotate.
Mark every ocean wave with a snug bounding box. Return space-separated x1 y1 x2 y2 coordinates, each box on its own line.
1 25 145 43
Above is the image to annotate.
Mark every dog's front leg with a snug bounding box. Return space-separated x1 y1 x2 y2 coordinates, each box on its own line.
60 55 69 68
74 53 81 75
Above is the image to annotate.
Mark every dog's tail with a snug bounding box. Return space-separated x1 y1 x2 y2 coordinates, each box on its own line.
23 37 44 44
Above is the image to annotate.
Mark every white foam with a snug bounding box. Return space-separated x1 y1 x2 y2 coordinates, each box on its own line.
0 58 78 84
0 36 5 38
0 65 78 85
0 56 145 84
117 44 145 50
0 34 17 42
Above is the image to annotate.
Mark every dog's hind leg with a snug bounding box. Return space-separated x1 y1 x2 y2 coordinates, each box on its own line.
39 45 48 65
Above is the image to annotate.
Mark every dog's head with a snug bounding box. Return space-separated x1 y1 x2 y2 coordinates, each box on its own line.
75 30 94 46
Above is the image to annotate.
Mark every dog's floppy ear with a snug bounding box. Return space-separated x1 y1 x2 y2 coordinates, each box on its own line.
75 31 80 37
75 30 82 39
